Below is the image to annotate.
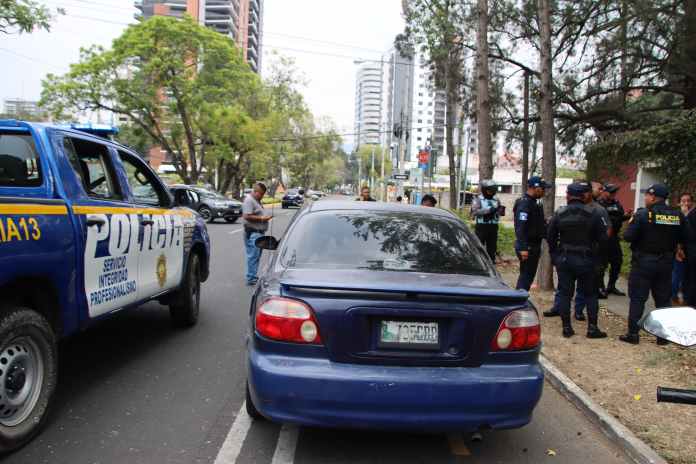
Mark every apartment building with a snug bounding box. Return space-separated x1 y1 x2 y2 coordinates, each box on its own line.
135 0 263 72
353 62 384 148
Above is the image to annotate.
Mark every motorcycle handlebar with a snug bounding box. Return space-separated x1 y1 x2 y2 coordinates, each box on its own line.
657 387 696 405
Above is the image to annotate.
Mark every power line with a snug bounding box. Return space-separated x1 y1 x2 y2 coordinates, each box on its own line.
0 47 65 70
268 123 450 142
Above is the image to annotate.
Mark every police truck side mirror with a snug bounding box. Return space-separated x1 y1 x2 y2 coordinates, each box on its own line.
255 236 280 251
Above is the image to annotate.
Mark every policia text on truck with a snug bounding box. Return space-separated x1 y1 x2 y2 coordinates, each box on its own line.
0 120 211 453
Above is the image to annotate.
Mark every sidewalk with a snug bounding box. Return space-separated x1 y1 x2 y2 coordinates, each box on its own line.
498 262 696 464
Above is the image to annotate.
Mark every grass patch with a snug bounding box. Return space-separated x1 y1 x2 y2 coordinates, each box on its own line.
261 197 281 205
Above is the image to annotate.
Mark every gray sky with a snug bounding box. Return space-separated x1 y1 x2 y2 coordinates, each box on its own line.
1 0 405 143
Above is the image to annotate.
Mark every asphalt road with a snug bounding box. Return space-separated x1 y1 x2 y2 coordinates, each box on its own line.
7 200 632 464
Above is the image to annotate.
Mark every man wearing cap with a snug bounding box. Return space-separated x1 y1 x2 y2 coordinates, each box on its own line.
471 180 503 261
599 183 632 295
620 183 688 345
547 182 609 338
513 176 550 290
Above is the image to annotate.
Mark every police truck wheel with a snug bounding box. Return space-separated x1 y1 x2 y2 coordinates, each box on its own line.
170 254 201 328
0 307 57 454
198 207 214 223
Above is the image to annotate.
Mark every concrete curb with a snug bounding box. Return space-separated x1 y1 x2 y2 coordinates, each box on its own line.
540 354 667 464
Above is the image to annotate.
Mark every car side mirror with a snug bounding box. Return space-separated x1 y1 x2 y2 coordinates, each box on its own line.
640 307 696 347
255 235 279 251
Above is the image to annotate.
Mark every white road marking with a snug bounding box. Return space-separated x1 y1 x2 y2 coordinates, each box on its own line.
213 402 253 464
271 424 299 464
228 229 244 235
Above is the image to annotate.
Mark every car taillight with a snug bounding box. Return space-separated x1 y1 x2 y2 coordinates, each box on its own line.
255 297 322 344
491 309 541 351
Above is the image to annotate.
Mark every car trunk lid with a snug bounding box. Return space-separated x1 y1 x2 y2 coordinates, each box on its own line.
279 269 529 367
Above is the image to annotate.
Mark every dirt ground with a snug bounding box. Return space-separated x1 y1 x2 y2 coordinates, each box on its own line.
497 261 696 464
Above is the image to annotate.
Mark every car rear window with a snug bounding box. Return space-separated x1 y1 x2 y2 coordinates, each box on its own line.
279 211 493 276
0 132 42 187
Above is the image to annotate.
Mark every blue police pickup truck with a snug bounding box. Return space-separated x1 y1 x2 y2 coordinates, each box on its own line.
0 120 210 452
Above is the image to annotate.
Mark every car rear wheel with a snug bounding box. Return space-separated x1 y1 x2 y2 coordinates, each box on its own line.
224 217 238 224
245 382 262 420
169 253 201 328
0 307 57 454
198 207 214 223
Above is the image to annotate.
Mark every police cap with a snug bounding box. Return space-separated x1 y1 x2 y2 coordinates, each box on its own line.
567 182 591 196
528 176 551 189
603 183 619 193
646 183 669 198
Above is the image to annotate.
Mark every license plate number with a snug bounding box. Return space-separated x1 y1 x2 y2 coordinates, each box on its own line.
379 321 439 348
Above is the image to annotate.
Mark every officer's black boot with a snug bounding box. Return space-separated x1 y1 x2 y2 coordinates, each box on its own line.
619 333 640 345
561 316 574 338
587 324 607 339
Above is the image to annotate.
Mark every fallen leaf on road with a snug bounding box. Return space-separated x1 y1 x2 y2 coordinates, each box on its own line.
546 449 557 456
635 368 642 374
634 394 642 401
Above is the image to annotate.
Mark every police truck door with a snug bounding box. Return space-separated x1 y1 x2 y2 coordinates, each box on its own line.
61 135 141 318
115 150 184 298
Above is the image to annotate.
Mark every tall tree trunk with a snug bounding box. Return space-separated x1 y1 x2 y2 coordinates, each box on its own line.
522 72 530 186
476 0 493 181
681 0 696 109
537 0 556 291
445 59 458 209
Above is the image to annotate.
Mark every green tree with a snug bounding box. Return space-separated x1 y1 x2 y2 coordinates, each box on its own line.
1 0 60 34
40 15 259 185
401 0 470 208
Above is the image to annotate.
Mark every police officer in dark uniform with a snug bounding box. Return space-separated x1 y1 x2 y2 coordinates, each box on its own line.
514 176 550 290
620 183 687 345
599 183 632 295
686 200 696 306
548 182 609 338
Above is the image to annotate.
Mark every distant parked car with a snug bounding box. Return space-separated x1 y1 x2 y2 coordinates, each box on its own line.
307 190 326 201
170 185 242 223
282 188 304 209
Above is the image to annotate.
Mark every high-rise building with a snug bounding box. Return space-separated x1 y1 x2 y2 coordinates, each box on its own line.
2 99 44 118
380 48 414 164
353 62 384 148
408 52 447 170
135 0 263 73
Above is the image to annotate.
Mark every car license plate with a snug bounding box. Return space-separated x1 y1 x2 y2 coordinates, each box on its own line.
379 321 439 348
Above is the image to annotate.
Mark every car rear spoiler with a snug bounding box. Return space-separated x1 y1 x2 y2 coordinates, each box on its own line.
281 280 529 304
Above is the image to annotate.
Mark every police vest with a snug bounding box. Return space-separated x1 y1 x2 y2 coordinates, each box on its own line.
475 196 500 225
557 204 594 251
600 201 621 228
639 205 682 254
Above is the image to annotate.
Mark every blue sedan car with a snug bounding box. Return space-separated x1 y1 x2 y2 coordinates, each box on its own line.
246 200 543 432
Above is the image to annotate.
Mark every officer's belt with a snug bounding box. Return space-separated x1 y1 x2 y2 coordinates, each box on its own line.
560 244 593 255
634 250 672 259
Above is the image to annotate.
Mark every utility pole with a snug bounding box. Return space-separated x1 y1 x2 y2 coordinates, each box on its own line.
380 144 386 201
370 145 375 191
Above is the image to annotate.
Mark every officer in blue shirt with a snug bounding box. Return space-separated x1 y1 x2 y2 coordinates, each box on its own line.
620 183 687 345
547 182 609 338
471 179 503 261
514 176 550 290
